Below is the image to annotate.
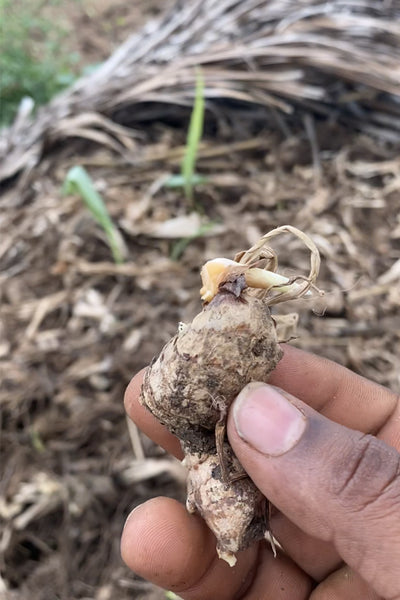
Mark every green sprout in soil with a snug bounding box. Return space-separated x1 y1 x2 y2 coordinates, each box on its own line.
31 429 46 453
63 166 126 264
170 221 216 261
181 69 206 202
164 69 208 203
164 173 208 189
164 70 216 259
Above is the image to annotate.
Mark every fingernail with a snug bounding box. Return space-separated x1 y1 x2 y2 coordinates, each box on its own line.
123 504 141 531
233 383 306 456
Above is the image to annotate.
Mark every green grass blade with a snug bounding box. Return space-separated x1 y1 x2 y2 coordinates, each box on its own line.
31 429 45 453
181 69 205 203
63 165 125 264
170 221 215 261
0 0 79 126
163 173 209 188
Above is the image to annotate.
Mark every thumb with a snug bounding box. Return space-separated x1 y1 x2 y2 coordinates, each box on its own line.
227 382 400 599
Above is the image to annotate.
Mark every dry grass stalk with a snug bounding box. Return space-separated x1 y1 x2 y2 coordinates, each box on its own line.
1 0 400 184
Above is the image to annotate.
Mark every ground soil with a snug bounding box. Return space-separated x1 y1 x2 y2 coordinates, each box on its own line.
1 2 399 600
44 0 166 67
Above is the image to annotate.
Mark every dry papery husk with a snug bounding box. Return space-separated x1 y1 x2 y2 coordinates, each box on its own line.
1 0 400 598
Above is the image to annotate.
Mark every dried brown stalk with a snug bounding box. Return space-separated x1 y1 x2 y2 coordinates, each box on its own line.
1 0 400 185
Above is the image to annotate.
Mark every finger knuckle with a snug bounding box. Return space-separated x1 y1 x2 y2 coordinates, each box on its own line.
331 433 400 516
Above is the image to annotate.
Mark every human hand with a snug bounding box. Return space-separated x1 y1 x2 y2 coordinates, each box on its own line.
122 345 400 599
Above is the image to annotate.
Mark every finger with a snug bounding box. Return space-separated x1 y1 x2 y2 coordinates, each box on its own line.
126 370 340 584
124 369 183 459
228 383 400 600
124 352 398 585
126 368 341 582
242 544 312 600
311 564 381 600
121 497 312 599
270 512 341 581
269 345 398 435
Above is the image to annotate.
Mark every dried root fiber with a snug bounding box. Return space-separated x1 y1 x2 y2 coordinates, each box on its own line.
140 225 322 565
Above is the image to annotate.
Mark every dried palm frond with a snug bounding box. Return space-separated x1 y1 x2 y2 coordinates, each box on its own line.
1 0 400 185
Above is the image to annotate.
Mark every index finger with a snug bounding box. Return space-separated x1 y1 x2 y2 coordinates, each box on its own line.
124 368 183 459
269 345 398 437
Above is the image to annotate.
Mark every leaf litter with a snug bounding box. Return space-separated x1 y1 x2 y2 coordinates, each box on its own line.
0 0 400 598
